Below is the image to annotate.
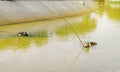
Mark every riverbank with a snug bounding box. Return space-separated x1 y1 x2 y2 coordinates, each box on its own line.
0 1 97 25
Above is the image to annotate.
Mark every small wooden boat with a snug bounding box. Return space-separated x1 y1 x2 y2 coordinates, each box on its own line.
17 31 28 36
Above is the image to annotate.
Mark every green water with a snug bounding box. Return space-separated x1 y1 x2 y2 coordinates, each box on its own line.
0 3 120 72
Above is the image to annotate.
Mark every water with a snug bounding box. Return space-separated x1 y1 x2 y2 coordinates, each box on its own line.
0 3 120 72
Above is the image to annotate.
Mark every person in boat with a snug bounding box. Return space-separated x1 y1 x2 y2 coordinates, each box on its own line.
84 41 90 48
90 41 97 46
84 41 97 48
17 31 28 36
23 31 28 36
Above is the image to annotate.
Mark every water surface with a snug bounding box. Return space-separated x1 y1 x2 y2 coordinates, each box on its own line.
0 3 120 72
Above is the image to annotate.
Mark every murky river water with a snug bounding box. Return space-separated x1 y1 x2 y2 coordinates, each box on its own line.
0 3 120 72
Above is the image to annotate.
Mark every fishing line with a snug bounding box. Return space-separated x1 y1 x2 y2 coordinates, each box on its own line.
63 17 85 47
62 17 88 72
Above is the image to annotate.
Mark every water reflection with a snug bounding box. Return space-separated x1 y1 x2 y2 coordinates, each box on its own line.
98 3 105 16
34 37 48 47
106 3 120 20
0 13 97 51
0 37 48 51
0 2 120 72
98 2 120 20
84 47 90 53
57 14 97 36
66 47 90 72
